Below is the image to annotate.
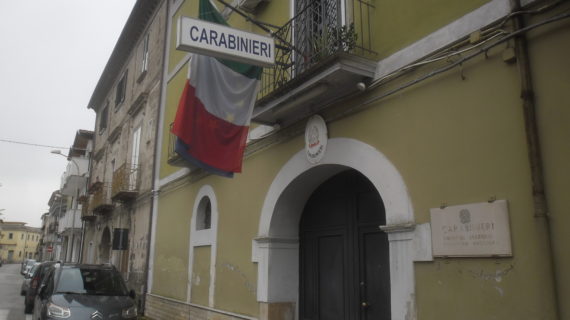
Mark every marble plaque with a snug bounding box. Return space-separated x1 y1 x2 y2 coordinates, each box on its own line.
430 200 512 257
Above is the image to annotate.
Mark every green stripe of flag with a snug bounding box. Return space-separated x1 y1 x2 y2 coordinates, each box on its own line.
199 0 262 80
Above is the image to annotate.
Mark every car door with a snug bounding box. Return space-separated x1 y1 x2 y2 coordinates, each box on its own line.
34 269 55 320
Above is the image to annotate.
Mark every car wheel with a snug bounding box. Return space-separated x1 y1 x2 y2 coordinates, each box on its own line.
24 302 33 314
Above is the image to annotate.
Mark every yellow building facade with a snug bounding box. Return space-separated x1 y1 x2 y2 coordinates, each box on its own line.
0 221 41 263
146 0 570 319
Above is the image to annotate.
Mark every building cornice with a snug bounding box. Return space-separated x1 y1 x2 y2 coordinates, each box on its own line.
87 0 164 112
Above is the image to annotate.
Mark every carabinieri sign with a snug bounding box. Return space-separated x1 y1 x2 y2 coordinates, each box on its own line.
177 16 275 67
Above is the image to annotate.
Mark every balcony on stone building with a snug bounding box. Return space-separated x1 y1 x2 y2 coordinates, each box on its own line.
81 196 96 221
111 163 140 202
89 183 113 215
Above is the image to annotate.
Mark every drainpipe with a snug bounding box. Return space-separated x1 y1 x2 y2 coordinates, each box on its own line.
509 0 559 318
141 0 170 314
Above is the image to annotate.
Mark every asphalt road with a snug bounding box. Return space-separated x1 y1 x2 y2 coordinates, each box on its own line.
0 264 31 320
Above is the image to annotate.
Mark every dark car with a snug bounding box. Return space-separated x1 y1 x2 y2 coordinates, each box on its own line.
25 261 59 314
33 264 138 319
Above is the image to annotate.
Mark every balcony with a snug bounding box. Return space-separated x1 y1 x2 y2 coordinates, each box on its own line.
48 222 59 233
58 209 82 234
60 157 89 196
252 0 377 125
81 198 96 221
111 163 140 202
167 123 185 167
89 183 113 215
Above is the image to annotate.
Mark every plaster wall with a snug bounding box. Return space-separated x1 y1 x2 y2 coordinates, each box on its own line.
151 0 566 319
152 42 560 320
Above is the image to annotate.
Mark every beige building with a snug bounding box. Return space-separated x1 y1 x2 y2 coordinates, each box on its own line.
0 221 41 263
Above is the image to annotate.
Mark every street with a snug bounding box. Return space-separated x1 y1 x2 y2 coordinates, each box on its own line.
0 264 31 320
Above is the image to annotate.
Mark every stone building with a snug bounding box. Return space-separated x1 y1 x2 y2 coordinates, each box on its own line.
81 0 167 310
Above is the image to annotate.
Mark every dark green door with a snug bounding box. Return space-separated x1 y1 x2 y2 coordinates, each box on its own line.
300 170 390 320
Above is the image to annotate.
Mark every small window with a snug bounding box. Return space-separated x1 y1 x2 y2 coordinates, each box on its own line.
9 233 13 239
141 33 150 75
196 197 212 230
115 71 128 108
21 234 24 240
99 104 109 133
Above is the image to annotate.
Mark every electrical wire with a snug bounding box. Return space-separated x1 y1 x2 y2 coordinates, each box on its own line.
369 1 567 90
0 138 69 150
333 10 570 120
371 30 508 87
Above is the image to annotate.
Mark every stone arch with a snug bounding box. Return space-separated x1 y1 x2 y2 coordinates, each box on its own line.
252 138 422 320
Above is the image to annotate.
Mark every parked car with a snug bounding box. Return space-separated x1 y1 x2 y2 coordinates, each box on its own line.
21 262 41 295
25 261 59 314
21 259 36 275
33 264 138 319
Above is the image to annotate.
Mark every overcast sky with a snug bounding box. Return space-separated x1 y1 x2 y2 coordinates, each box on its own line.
0 1 136 227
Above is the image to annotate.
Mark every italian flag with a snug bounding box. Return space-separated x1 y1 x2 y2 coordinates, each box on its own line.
172 0 262 177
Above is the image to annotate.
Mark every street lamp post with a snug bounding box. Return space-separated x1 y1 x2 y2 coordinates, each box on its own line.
51 150 81 263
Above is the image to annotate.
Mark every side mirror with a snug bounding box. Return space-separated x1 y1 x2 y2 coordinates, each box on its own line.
128 290 136 299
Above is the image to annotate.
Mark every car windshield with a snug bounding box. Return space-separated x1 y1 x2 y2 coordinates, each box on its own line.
55 268 128 296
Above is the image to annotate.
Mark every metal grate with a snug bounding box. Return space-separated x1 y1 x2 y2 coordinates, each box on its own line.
257 0 375 101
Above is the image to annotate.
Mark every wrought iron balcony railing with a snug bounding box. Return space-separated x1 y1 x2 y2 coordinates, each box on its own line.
111 163 140 201
89 183 113 214
81 198 96 221
167 123 186 167
257 0 375 103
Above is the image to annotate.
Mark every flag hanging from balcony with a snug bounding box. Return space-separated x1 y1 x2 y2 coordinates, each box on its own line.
172 0 262 178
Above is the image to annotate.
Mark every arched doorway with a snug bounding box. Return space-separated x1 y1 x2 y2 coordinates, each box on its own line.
300 170 390 320
100 227 111 263
254 138 422 320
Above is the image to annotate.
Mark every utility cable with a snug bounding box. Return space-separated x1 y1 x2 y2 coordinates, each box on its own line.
357 10 570 111
0 138 69 150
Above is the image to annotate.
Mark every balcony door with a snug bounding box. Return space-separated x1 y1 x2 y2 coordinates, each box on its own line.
300 170 391 320
129 126 141 189
294 0 342 71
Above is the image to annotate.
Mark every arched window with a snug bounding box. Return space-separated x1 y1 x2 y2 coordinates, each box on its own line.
188 185 219 307
196 197 212 230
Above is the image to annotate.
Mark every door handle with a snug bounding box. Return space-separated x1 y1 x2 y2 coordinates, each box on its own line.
361 302 369 308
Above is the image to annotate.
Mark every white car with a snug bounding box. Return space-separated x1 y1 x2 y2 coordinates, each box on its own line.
21 262 41 295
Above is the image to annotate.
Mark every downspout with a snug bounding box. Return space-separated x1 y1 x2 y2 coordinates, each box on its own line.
509 0 559 318
142 0 170 314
